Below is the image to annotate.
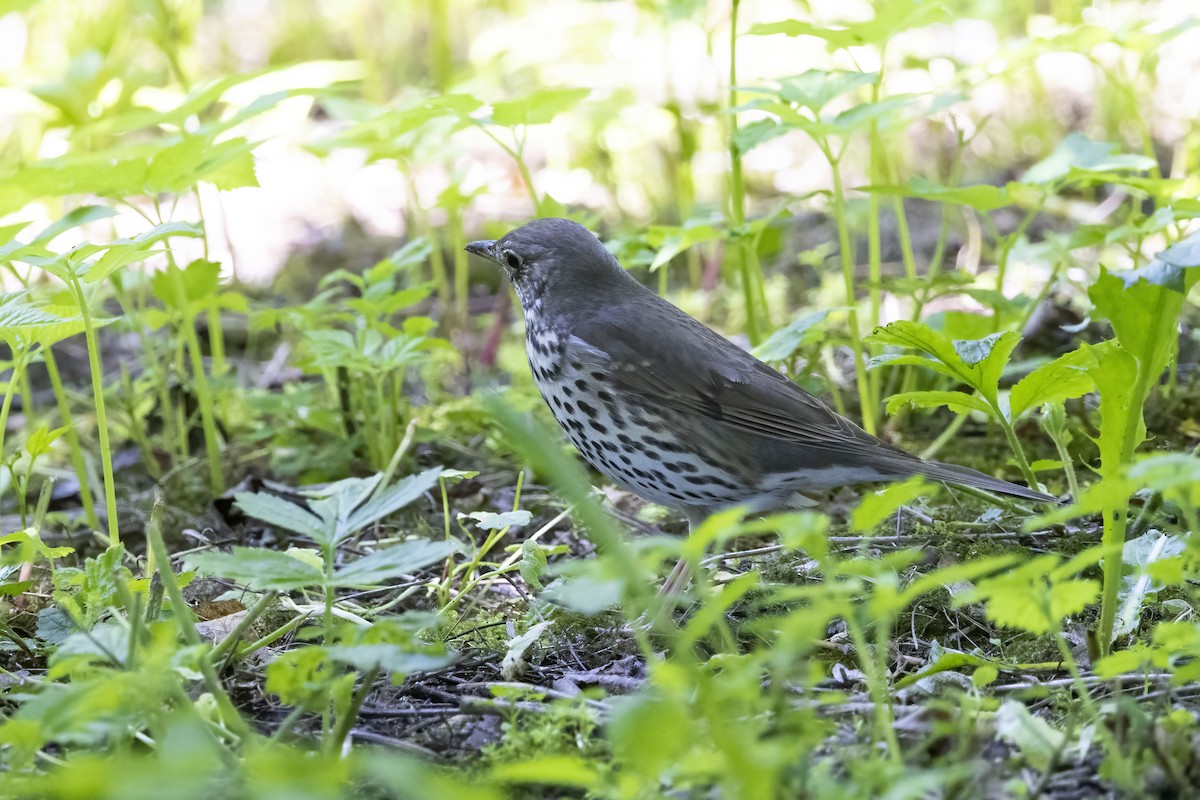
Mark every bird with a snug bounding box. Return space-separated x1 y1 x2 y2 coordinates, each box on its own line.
466 218 1055 538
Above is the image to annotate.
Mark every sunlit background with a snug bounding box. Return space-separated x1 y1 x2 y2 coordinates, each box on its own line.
1 0 1196 293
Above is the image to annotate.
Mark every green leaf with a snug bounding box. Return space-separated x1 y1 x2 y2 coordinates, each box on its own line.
861 177 1016 212
185 546 324 591
489 88 590 127
518 540 549 591
1082 342 1140 480
33 205 118 245
82 221 205 284
731 119 786 156
151 259 222 311
995 700 1064 772
325 644 453 676
866 321 1018 405
499 621 551 680
850 476 935 533
884 390 993 417
752 308 839 362
343 467 444 536
1114 531 1186 639
490 756 600 787
958 555 1099 635
463 510 532 531
541 572 622 615
771 69 877 112
607 689 691 781
0 528 73 564
645 221 724 272
1021 133 1157 185
747 2 945 49
331 539 458 587
234 492 330 541
1008 348 1093 421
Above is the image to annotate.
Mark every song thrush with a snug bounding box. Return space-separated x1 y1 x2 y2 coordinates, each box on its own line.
467 218 1054 530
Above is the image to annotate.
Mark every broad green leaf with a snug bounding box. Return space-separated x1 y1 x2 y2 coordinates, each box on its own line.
862 177 1015 212
1127 453 1200 509
151 260 222 311
645 221 724 272
766 69 878 112
0 528 73 563
33 205 118 245
829 94 919 132
343 467 444 536
518 540 549 591
959 555 1099 635
867 321 1017 404
326 644 453 676
731 119 786 155
884 390 993 417
753 308 839 362
607 689 691 781
499 620 551 680
331 539 459 587
995 700 1064 772
747 2 945 49
1082 342 1141 480
490 755 601 788
490 88 590 127
541 572 622 615
83 221 205 284
850 477 935 533
185 546 324 590
464 510 532 531
1008 348 1093 421
1021 133 1157 185
234 492 330 541
1114 531 1186 639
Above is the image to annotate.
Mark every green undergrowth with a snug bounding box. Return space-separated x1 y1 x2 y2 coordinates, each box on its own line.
1 0 1200 797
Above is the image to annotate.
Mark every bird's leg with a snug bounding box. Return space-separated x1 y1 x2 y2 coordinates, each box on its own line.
660 557 691 598
658 508 708 598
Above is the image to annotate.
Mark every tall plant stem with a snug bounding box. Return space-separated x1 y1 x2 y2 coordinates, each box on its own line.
1096 364 1155 654
827 153 877 434
167 263 224 493
71 279 120 545
147 496 250 739
43 349 99 529
726 0 768 344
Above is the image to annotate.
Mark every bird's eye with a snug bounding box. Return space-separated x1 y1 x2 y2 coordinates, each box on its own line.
504 251 522 270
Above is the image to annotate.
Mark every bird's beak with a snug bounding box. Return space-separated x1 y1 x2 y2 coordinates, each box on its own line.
464 239 498 263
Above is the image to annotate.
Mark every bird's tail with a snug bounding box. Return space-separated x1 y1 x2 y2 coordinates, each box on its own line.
916 460 1057 503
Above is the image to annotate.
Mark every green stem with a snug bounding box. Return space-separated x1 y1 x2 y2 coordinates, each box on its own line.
726 0 768 344
918 412 969 461
844 607 900 761
328 666 379 755
1097 363 1155 653
996 413 1041 491
168 266 224 493
146 497 250 739
828 154 877 434
43 348 99 530
0 349 28 479
71 279 120 546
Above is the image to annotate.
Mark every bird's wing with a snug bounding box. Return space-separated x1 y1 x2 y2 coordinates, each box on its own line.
570 309 915 462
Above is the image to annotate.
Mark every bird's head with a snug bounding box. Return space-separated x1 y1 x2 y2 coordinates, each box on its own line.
465 218 626 314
